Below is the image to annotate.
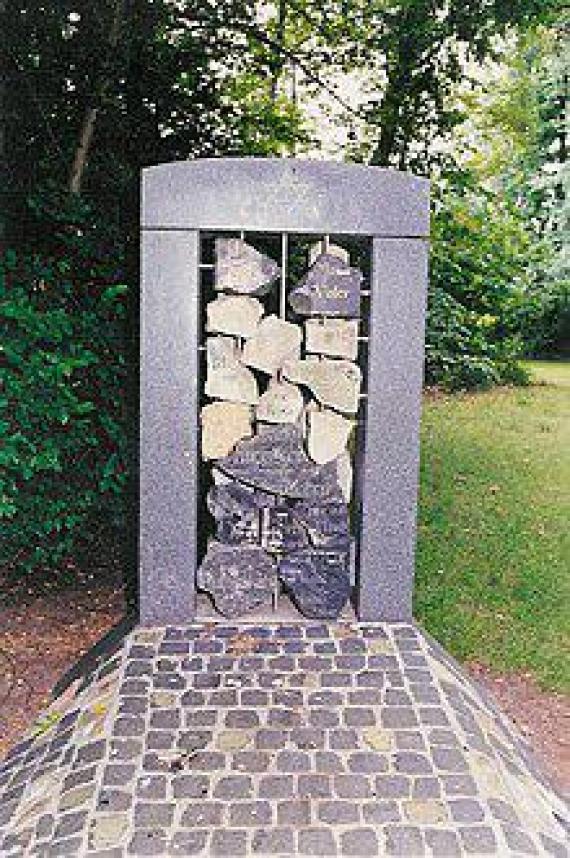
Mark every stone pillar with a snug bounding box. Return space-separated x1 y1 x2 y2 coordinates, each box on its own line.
140 230 200 624
356 238 429 621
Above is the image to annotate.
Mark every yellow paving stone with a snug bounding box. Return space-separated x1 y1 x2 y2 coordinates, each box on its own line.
362 727 394 752
403 800 448 825
90 814 130 850
215 730 254 752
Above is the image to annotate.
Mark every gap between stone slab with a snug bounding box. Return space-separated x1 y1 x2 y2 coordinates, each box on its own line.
194 591 358 624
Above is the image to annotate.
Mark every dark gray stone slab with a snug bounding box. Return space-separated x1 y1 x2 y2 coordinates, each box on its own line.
289 252 362 317
216 426 343 501
278 548 350 619
290 500 350 549
196 542 276 617
215 237 279 295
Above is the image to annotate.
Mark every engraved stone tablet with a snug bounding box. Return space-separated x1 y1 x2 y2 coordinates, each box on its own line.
242 315 302 375
197 542 276 617
256 380 303 424
206 294 264 339
278 548 351 619
288 253 362 317
306 408 354 464
283 357 362 414
305 318 359 360
200 402 252 460
215 238 280 295
290 500 350 549
217 425 343 501
205 337 259 405
260 506 310 554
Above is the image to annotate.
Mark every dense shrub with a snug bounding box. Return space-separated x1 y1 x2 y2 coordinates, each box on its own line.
0 248 129 573
427 178 543 389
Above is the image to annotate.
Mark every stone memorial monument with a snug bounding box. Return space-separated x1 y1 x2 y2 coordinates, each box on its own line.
140 158 429 624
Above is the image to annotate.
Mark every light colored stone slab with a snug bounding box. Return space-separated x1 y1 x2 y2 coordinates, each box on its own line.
362 727 394 752
305 318 359 360
205 336 259 405
335 450 353 502
206 294 264 339
201 401 252 460
242 314 302 375
306 408 354 464
215 237 279 294
283 357 362 414
256 380 304 424
309 241 349 266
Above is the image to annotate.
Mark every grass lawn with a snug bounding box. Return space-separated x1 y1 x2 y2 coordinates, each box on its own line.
415 359 570 693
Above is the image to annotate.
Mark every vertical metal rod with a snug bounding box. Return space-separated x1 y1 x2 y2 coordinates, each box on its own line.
323 233 330 253
240 230 245 240
280 232 288 319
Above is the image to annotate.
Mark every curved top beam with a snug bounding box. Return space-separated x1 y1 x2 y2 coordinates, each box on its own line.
141 157 430 237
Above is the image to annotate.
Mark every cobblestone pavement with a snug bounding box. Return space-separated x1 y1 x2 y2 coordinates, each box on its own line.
0 621 568 856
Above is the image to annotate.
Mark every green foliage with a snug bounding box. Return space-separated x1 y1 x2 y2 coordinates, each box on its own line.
0 245 128 572
416 360 570 691
427 175 544 389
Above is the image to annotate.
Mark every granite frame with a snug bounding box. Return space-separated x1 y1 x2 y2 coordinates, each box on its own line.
140 158 429 625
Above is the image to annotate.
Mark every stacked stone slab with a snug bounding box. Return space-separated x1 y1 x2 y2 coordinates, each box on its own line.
198 239 363 619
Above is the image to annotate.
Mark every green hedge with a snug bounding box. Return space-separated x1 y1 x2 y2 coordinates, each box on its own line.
0 249 128 573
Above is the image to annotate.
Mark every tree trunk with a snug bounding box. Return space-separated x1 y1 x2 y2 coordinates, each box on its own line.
270 0 287 102
68 0 125 194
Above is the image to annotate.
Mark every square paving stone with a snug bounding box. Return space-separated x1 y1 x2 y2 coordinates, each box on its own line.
169 831 208 855
277 799 311 826
211 828 248 854
229 800 272 826
128 830 167 855
314 751 344 773
412 777 441 799
363 801 401 824
276 750 311 772
329 729 358 750
298 828 337 856
172 774 210 798
318 800 360 825
134 802 175 827
213 775 253 799
53 810 88 839
232 752 271 773
394 752 433 775
137 775 167 799
252 828 295 854
449 798 485 823
459 826 498 853
96 788 133 811
103 764 136 786
431 747 469 772
441 774 478 796
348 752 388 774
385 825 425 856
259 775 295 799
374 775 410 799
180 802 224 826
299 774 331 798
340 828 379 856
381 708 418 728
424 828 462 857
333 774 372 799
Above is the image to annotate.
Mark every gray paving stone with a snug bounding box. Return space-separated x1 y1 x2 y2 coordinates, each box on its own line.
96 788 132 811
128 830 167 854
103 764 136 786
385 825 425 855
329 729 358 750
314 751 345 773
169 830 208 855
53 810 88 839
308 691 344 706
333 774 372 798
374 775 410 799
381 707 418 728
180 802 224 826
277 799 312 826
275 751 311 772
424 828 462 856
298 827 337 856
431 747 469 772
240 690 269 706
419 707 450 726
225 709 260 728
134 802 175 827
317 800 359 825
255 728 287 749
347 752 388 773
449 798 486 823
441 774 478 796
309 708 340 728
412 777 441 799
394 752 433 775
232 751 271 773
363 801 401 824
459 825 498 853
340 828 379 856
502 825 539 855
147 730 175 750
344 707 376 727
321 672 352 687
488 796 521 826
137 775 167 799
229 800 272 826
76 740 107 764
299 774 332 798
291 728 325 750
394 731 425 751
172 774 210 798
213 775 253 799
268 708 303 727
252 828 295 854
259 775 295 799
